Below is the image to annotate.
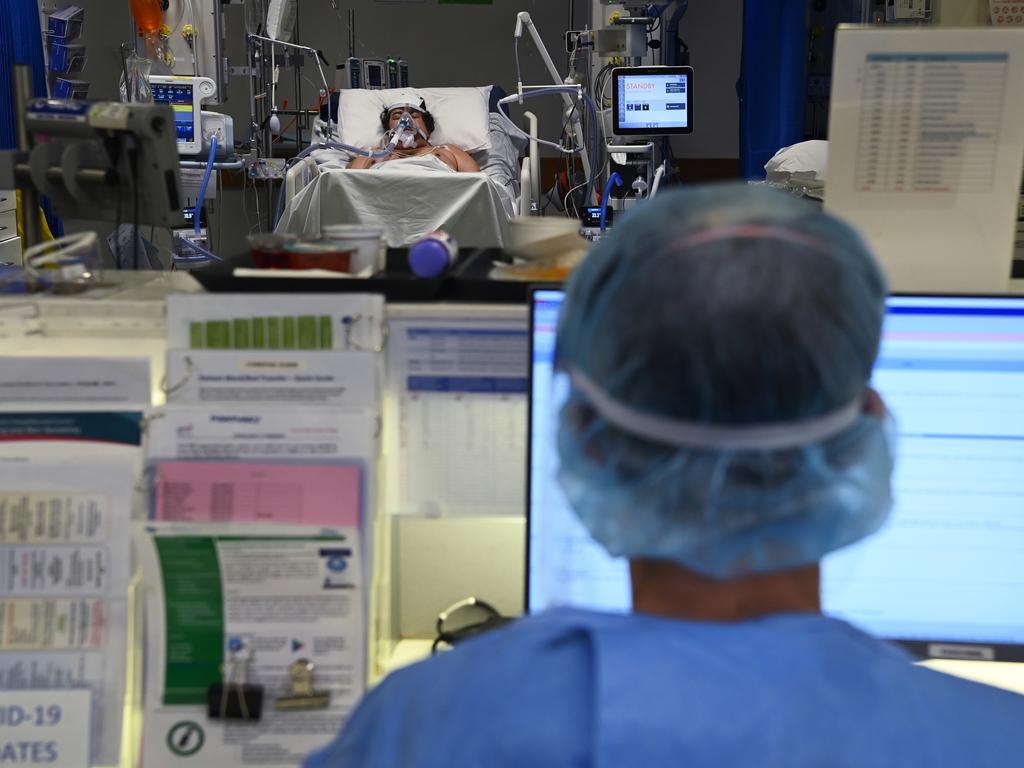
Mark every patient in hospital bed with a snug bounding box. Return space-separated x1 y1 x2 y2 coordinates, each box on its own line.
279 87 527 247
347 100 480 174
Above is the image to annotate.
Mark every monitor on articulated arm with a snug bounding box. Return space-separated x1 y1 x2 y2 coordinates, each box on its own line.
611 65 693 137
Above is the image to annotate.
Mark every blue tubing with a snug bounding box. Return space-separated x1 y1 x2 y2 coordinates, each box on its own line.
194 135 217 233
600 172 622 233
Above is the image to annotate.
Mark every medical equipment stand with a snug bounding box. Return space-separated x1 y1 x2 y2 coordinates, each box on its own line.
515 12 594 202
605 141 654 209
12 66 43 249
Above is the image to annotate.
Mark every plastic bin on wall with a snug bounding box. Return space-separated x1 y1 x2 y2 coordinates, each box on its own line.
738 0 808 179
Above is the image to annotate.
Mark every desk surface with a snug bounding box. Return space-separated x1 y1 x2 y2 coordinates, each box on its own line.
387 639 1024 697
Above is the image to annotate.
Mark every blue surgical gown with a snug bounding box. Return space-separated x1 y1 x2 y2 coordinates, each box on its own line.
306 608 1024 767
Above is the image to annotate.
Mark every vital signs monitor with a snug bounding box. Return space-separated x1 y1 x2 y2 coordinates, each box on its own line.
528 290 1024 662
149 75 215 155
611 66 693 136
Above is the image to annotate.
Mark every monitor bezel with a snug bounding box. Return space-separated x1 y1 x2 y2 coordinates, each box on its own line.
525 288 1024 662
148 75 201 156
611 65 694 137
525 283 567 619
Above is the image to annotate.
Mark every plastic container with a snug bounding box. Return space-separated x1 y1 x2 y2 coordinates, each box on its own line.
321 225 385 274
282 242 354 272
249 234 354 273
507 216 586 261
248 233 295 268
53 78 90 100
129 0 163 33
49 43 87 74
47 6 85 41
409 231 458 278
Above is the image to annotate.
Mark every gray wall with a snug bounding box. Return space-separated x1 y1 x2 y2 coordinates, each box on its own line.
68 0 591 155
669 0 741 159
592 0 742 160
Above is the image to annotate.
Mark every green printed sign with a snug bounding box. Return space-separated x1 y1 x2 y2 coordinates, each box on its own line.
155 537 224 705
188 315 336 350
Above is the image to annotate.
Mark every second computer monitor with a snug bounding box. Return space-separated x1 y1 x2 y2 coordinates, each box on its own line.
527 291 1024 662
611 65 693 136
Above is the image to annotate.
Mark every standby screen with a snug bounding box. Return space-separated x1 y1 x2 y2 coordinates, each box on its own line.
527 292 1024 652
613 67 691 135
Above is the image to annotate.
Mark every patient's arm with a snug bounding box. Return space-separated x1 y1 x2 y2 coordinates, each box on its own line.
348 153 376 170
446 145 480 173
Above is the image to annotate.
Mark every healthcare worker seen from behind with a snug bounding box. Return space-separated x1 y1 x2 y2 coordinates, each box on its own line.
306 183 1024 767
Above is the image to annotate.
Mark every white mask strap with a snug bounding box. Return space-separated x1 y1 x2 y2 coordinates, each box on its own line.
568 367 863 451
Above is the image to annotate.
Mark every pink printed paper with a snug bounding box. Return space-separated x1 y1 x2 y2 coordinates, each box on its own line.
154 461 362 527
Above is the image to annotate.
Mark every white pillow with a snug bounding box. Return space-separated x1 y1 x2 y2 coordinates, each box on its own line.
336 86 492 154
764 140 829 182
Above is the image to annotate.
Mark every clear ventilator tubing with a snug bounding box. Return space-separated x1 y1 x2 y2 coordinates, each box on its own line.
498 87 601 205
651 163 667 198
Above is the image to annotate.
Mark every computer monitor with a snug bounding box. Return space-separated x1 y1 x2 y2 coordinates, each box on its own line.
611 66 693 136
149 76 201 155
527 291 1024 662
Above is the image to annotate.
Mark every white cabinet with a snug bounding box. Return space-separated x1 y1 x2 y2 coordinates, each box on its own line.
0 190 21 266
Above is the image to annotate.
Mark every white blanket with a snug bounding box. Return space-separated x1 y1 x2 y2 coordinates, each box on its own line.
276 163 512 248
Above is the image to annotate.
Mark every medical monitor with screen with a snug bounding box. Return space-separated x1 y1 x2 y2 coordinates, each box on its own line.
611 66 693 136
150 79 199 154
527 291 1024 661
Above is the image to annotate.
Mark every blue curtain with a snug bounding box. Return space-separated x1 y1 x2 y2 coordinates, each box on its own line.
1 0 48 150
738 0 808 179
1 0 62 235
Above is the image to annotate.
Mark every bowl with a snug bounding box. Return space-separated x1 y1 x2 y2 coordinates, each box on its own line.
507 217 587 261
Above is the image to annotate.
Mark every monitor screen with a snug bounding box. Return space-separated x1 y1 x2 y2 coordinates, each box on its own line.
364 61 385 89
612 66 693 136
151 81 195 144
527 292 1024 661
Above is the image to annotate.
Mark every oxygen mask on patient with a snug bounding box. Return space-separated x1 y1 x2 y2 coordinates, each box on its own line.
387 111 428 149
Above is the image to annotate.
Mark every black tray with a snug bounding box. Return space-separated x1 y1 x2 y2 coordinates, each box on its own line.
191 248 536 303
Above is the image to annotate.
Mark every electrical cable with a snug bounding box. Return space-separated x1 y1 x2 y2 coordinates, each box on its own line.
216 172 223 257
113 183 123 270
130 141 140 270
563 178 588 219
113 136 124 270
253 176 262 232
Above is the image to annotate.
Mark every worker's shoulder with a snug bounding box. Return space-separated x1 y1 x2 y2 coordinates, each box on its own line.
368 609 609 713
402 607 607 681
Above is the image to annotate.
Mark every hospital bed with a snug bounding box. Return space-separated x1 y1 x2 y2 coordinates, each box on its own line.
275 86 539 248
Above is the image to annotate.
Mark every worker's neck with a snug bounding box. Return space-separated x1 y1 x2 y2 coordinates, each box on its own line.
630 559 820 623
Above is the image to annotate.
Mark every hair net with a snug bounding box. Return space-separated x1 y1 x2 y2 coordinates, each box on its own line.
554 182 894 580
379 99 435 134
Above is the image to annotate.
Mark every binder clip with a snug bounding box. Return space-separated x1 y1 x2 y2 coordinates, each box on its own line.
207 639 264 720
276 659 331 711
